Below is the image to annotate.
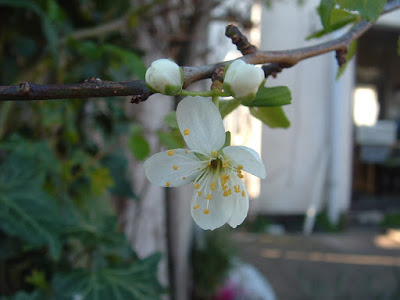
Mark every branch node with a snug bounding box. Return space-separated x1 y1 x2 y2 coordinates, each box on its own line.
225 24 257 55
335 48 347 67
262 63 293 79
84 77 103 84
211 66 225 82
18 81 30 95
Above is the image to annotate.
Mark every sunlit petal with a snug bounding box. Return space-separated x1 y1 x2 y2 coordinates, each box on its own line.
223 145 266 179
144 149 202 187
176 96 225 155
227 178 249 228
191 188 234 230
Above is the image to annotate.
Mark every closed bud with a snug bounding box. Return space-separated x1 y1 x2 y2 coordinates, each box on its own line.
223 60 265 102
145 59 183 95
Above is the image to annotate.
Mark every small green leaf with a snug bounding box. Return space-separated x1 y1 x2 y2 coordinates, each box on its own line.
249 106 290 128
219 99 240 119
307 9 358 39
318 0 335 30
242 86 292 107
128 133 150 161
335 0 386 21
164 111 179 129
337 40 357 79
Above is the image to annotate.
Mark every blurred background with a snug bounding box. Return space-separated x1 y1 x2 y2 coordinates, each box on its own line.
0 0 399 299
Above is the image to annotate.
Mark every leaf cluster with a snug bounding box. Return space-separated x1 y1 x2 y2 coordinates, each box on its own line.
0 0 162 298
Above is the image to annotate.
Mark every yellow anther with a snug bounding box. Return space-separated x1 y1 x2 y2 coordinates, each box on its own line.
194 204 199 209
238 173 244 179
194 183 200 189
237 165 243 170
167 150 174 156
182 177 186 180
223 190 230 197
242 190 245 197
210 182 216 191
173 165 178 170
205 194 212 200
166 182 171 187
208 162 211 166
222 160 230 168
184 128 190 135
203 209 210 215
222 184 228 190
211 151 218 156
197 167 201 170
197 191 202 196
185 149 189 154
234 185 241 193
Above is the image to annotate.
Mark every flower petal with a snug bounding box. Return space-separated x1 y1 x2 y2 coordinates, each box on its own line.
223 146 266 179
144 149 203 187
227 178 249 228
191 189 234 230
177 96 225 155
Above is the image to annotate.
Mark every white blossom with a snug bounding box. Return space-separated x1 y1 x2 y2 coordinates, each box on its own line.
145 58 183 95
144 96 266 230
223 59 265 101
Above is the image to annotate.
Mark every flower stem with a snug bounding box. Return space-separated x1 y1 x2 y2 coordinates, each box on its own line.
212 95 219 109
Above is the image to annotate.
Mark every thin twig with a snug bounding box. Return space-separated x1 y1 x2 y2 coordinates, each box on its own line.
0 0 399 102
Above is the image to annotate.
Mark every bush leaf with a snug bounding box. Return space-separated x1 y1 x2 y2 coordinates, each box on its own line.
249 106 291 128
335 0 386 21
242 86 292 107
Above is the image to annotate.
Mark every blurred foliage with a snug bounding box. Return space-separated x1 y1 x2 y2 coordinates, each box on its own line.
0 0 162 298
380 212 400 229
191 228 236 300
314 210 346 233
242 215 272 233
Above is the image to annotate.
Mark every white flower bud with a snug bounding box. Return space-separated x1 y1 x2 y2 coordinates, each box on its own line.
223 60 265 101
145 59 183 95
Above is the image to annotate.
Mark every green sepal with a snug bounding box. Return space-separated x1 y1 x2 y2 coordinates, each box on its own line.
164 84 182 96
242 86 292 107
222 81 234 97
219 99 240 119
249 106 291 128
222 131 231 149
397 35 400 55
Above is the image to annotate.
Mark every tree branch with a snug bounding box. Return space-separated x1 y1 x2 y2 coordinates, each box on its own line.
1 0 399 102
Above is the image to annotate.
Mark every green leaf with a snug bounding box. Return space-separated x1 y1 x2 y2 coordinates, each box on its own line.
1 290 45 300
249 106 290 128
0 155 62 259
0 0 59 63
318 0 335 30
90 167 114 195
337 39 357 78
102 44 146 79
335 0 386 21
164 111 179 129
219 99 240 119
101 154 137 199
308 9 358 39
52 254 164 300
157 129 185 149
128 131 150 161
242 86 292 107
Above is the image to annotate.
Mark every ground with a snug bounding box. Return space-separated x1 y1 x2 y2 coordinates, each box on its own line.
233 226 400 300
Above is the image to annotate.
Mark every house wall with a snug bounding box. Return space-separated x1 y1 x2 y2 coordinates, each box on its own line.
256 0 354 220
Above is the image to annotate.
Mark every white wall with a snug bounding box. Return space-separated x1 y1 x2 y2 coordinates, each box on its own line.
256 1 354 219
